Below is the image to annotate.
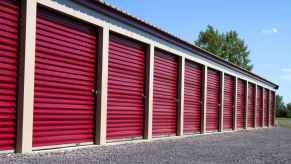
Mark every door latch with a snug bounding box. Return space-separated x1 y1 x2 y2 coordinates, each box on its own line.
92 89 98 96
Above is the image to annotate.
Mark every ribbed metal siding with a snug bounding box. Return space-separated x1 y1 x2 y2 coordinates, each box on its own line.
223 74 234 130
153 50 178 137
247 83 255 128
107 34 145 141
0 0 19 151
237 79 246 129
263 89 269 126
183 60 202 134
33 10 97 147
206 69 220 132
256 87 263 127
270 91 275 126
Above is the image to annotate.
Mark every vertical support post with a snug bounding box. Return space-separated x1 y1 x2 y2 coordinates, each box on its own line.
268 90 271 128
144 44 154 140
16 0 37 154
260 86 264 128
233 77 238 131
177 56 185 136
254 84 258 128
219 72 225 132
261 87 264 128
201 66 208 134
244 81 249 129
263 88 266 128
273 91 277 127
96 26 109 144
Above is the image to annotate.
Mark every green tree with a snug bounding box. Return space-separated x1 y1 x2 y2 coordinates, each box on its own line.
276 95 287 117
286 103 291 118
195 25 253 71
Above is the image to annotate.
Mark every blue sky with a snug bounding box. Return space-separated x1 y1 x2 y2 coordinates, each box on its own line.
105 0 291 104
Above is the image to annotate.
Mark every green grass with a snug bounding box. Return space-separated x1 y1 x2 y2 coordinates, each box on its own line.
277 117 291 128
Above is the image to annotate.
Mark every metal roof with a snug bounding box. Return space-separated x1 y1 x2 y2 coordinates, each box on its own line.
73 0 279 89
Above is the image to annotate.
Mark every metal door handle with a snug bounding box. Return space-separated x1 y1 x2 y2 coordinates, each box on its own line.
92 89 98 96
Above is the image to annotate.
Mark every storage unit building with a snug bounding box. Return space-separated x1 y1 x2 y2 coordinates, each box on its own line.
223 74 235 131
183 61 203 134
247 83 255 128
206 69 221 132
153 50 178 137
33 8 97 148
236 79 246 129
0 0 20 152
270 91 275 126
107 34 146 141
0 0 278 153
256 86 263 128
263 89 269 127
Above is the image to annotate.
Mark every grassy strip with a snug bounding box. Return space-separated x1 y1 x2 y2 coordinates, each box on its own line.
277 117 291 128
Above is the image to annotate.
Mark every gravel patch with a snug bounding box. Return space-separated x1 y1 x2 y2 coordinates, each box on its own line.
1 128 291 164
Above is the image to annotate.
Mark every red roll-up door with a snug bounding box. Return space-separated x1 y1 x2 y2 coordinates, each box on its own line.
223 74 235 131
263 89 269 127
107 34 145 141
256 86 263 127
206 69 220 132
0 0 19 151
33 9 97 148
183 60 203 134
247 83 255 128
237 79 246 129
153 50 178 137
270 91 275 126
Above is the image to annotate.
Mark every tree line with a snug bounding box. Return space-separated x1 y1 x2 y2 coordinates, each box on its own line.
276 95 291 118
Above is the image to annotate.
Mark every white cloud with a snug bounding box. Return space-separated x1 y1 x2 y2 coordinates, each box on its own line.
261 27 279 34
272 28 278 33
281 68 291 72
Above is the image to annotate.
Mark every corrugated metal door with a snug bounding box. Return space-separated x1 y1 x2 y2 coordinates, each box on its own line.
33 9 97 148
247 83 255 128
107 34 145 141
0 0 19 151
237 79 246 129
206 69 220 132
263 89 269 127
153 50 178 137
256 86 263 127
184 60 203 134
223 74 234 130
270 91 275 126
